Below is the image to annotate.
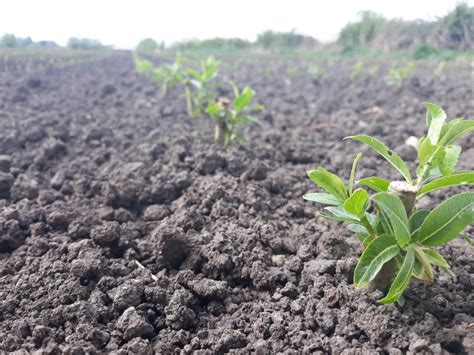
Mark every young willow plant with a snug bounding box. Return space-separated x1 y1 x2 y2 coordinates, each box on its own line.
132 52 154 76
184 56 219 118
205 82 263 148
385 62 415 88
305 102 473 305
153 54 186 98
352 60 364 80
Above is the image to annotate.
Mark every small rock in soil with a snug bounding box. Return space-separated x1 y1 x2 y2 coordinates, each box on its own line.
68 218 92 240
46 211 69 230
153 226 190 269
143 204 170 221
116 307 154 340
120 338 152 354
242 161 268 181
187 276 228 300
0 219 24 252
27 78 41 88
0 155 12 173
0 172 14 199
10 174 39 201
91 221 121 247
50 170 66 189
215 329 247 353
70 258 103 280
165 289 197 330
101 84 116 96
197 153 226 175
109 281 144 311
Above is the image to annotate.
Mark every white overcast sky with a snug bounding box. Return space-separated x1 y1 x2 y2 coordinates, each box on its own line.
0 0 471 48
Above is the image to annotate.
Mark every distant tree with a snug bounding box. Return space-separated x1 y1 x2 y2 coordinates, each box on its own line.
67 37 105 50
437 3 473 50
137 38 159 53
170 38 251 51
338 11 385 48
256 30 308 49
0 33 18 48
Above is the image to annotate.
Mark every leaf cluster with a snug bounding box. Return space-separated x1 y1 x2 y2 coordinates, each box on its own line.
305 103 473 304
132 52 263 147
206 83 263 147
385 62 415 88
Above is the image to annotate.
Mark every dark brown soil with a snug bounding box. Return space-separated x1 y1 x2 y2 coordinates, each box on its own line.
0 51 473 354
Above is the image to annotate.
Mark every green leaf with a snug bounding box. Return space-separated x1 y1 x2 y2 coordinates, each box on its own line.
349 153 362 195
324 206 360 222
416 143 445 179
409 209 430 232
303 193 340 205
354 234 400 288
462 235 472 245
419 192 474 246
187 68 203 82
439 119 474 145
418 136 437 167
439 145 461 176
234 86 255 113
372 192 411 247
344 188 368 218
425 102 446 145
348 224 370 245
206 101 223 118
348 223 368 234
319 211 357 223
412 259 432 281
414 247 434 281
357 177 389 192
307 168 347 202
249 104 265 111
421 248 454 276
346 135 412 183
379 248 415 304
440 118 463 139
418 171 474 198
229 80 240 98
409 209 430 241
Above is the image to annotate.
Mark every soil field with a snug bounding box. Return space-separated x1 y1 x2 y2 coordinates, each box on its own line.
0 50 473 354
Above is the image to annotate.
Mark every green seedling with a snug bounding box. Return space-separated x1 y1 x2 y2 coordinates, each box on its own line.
367 64 379 76
132 52 154 76
433 62 447 79
287 67 299 78
183 56 219 118
385 62 415 88
307 63 324 78
352 60 364 80
305 102 473 305
206 82 263 147
153 54 186 98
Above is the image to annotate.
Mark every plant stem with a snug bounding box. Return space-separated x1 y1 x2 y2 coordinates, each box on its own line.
416 146 442 185
360 215 377 236
184 85 193 118
214 118 227 146
368 258 397 293
388 181 418 215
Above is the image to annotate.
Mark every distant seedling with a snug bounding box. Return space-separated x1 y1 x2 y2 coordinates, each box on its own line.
352 60 364 80
183 56 219 118
153 54 186 98
132 52 154 76
385 62 415 88
307 63 324 78
206 82 263 147
305 102 473 305
132 52 263 148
